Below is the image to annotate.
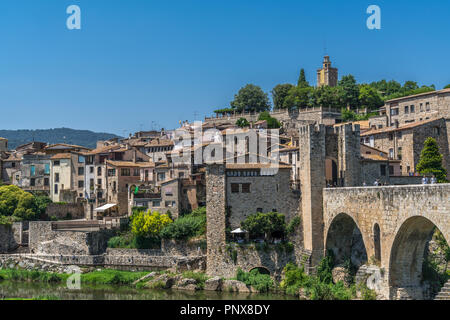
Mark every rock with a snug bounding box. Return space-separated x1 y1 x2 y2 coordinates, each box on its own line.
146 274 179 289
298 288 308 300
173 278 198 291
332 266 349 286
223 280 254 293
132 272 157 285
204 277 223 291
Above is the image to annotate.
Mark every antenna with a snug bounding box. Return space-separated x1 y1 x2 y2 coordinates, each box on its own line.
323 40 327 56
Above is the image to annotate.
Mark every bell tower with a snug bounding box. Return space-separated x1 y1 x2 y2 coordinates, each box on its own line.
317 56 338 87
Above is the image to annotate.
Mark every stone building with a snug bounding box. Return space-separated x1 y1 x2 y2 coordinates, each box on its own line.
0 137 8 152
105 160 155 215
361 118 450 177
317 55 338 87
49 152 86 203
19 153 51 194
380 88 450 127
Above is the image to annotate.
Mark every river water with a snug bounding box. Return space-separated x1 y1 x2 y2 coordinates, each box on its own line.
0 281 295 300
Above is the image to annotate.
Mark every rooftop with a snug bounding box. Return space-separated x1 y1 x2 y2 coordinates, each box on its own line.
385 88 450 103
360 118 442 136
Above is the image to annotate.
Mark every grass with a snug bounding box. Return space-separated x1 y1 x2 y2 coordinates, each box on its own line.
0 268 150 286
182 271 209 289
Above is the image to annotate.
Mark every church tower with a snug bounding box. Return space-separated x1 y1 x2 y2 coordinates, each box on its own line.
317 56 338 87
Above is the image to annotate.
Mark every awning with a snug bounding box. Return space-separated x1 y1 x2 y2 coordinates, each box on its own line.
231 228 247 234
94 203 117 212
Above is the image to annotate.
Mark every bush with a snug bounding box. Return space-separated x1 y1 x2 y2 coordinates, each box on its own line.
241 212 286 240
131 210 172 238
107 231 160 249
160 207 206 240
236 268 273 293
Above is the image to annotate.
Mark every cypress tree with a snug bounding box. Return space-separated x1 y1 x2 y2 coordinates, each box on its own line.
297 69 309 88
416 137 448 183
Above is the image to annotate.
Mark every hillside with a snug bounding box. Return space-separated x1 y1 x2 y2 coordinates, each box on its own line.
0 128 122 150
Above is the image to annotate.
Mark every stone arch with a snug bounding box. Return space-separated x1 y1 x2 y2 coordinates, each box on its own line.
373 223 381 263
249 266 271 275
388 216 449 300
325 213 368 268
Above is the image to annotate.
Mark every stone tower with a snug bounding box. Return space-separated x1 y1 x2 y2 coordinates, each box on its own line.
205 164 227 276
335 123 361 187
317 56 338 87
298 124 327 266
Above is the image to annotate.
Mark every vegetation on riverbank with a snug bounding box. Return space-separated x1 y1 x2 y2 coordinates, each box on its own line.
108 207 207 249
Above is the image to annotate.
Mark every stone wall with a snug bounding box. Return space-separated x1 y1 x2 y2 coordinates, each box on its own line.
44 203 85 220
161 239 206 256
28 221 111 256
0 224 18 253
210 243 310 279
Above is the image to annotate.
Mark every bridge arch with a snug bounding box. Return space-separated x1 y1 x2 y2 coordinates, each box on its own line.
373 223 381 263
325 213 369 268
389 216 450 300
249 266 271 275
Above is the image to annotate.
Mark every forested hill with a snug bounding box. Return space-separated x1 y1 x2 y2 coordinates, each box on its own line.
0 128 122 150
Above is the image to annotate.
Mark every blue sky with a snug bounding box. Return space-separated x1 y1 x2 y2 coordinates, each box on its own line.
0 0 449 136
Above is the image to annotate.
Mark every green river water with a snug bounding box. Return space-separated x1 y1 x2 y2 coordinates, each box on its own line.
0 280 295 300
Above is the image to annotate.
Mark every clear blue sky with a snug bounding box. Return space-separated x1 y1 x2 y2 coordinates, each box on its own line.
0 0 449 136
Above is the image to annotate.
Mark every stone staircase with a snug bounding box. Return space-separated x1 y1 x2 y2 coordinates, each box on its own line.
435 280 450 300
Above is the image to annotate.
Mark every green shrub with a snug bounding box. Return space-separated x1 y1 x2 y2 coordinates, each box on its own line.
236 268 273 293
160 207 206 240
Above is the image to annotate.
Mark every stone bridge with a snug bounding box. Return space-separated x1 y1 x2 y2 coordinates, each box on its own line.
323 184 450 299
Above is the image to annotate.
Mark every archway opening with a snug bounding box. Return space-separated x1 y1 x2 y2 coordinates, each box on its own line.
373 223 381 263
250 267 271 275
325 158 338 187
325 213 368 271
389 216 449 300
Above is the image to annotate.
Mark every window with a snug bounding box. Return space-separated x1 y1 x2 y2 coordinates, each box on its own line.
54 160 60 166
133 169 140 176
97 179 102 185
44 178 49 186
11 162 16 168
231 183 239 193
90 166 94 174
157 172 166 181
44 164 50 174
241 183 251 193
30 178 35 186
389 166 394 175
55 173 60 183
410 105 415 113
121 168 131 176
108 169 116 177
30 165 35 176
78 167 84 175
78 155 85 163
389 133 394 141
90 179 94 187
179 172 184 178
420 103 423 112
390 108 399 116
165 201 176 207
78 180 84 188
426 102 430 111
380 164 386 176
54 184 58 194
97 167 102 176
434 127 441 136
389 148 394 159
165 187 173 196
397 131 402 139
397 147 402 160
404 106 409 114
152 200 161 207
257 208 263 213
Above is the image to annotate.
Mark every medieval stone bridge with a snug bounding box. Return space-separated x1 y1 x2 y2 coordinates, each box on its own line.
323 184 450 300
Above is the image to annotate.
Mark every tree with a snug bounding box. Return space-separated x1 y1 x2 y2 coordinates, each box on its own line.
284 86 313 110
416 137 448 183
230 84 271 113
236 118 250 128
258 111 281 129
0 185 40 220
402 81 419 92
444 84 450 89
271 84 294 110
131 210 173 238
338 75 360 109
358 84 384 111
241 212 286 241
312 85 344 109
297 69 309 88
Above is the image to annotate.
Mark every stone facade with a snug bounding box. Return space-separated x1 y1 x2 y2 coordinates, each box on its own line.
0 224 19 253
44 203 85 220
